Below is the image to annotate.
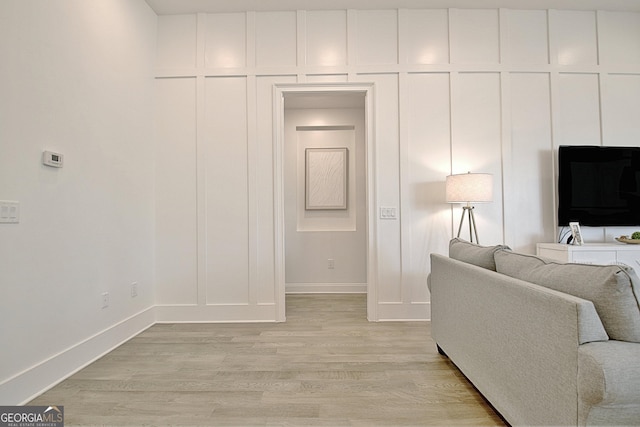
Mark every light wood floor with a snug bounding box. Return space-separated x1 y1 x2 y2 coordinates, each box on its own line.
30 294 505 426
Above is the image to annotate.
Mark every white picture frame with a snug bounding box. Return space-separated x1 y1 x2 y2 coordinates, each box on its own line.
305 147 348 210
569 221 584 245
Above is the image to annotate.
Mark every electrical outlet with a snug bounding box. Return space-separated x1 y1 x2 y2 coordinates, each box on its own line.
131 282 138 298
328 259 335 269
101 292 109 309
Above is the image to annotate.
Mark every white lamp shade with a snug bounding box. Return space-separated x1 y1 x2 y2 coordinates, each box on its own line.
446 172 493 203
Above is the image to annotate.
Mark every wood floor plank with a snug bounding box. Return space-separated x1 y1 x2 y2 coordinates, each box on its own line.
29 294 505 426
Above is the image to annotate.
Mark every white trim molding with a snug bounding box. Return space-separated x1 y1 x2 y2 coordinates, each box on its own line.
155 304 278 323
285 283 367 294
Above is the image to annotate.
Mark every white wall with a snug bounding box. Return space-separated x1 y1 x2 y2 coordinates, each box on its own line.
284 107 367 293
0 0 157 404
154 8 640 322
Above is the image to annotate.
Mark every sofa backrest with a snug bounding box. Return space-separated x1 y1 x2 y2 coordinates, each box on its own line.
449 238 510 271
494 250 640 343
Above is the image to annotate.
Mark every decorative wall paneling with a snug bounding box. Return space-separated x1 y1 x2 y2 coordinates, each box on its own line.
155 9 640 322
155 78 198 305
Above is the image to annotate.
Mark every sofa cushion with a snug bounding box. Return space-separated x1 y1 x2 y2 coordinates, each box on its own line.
449 238 510 271
578 341 640 408
494 250 640 343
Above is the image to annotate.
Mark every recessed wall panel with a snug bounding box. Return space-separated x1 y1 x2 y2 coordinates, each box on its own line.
306 10 347 66
205 13 246 68
508 73 554 253
506 10 549 64
156 15 197 68
450 9 500 64
407 73 451 301
205 77 249 304
603 74 640 144
598 12 640 66
402 9 449 64
556 74 601 146
306 74 349 83
155 78 198 305
356 10 398 65
255 11 297 67
451 73 503 243
550 10 597 65
354 73 401 302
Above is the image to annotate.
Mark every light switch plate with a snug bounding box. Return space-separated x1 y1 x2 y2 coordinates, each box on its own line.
0 201 19 223
380 207 397 219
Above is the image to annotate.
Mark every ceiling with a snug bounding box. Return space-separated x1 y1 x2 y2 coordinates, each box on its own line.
145 0 640 14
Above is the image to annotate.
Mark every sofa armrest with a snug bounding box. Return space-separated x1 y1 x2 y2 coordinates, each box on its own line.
579 341 640 406
578 341 640 425
430 253 607 426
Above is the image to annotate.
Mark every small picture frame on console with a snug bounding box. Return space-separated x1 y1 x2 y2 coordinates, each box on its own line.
569 222 584 245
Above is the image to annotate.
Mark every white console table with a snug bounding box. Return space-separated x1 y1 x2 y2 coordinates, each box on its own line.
536 242 640 269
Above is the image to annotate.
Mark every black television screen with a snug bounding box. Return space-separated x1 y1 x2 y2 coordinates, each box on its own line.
558 145 640 226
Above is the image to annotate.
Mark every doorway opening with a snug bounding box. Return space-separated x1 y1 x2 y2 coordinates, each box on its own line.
273 83 377 322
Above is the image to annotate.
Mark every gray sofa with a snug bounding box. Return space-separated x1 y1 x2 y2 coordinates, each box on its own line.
429 238 640 426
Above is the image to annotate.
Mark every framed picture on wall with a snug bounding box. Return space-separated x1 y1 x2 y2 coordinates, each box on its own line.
305 147 348 210
569 222 584 245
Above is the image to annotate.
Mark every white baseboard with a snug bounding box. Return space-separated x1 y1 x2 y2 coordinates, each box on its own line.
0 307 156 406
155 303 278 323
376 301 430 321
285 283 367 294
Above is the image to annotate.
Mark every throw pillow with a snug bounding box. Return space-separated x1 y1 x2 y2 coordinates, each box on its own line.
494 250 640 343
449 238 510 271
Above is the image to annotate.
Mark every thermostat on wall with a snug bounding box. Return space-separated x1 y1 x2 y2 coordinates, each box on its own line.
43 151 63 168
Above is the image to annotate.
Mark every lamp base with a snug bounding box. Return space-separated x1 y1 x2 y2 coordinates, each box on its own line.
456 205 479 243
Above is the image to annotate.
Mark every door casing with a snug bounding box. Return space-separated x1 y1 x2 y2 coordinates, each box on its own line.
273 82 377 321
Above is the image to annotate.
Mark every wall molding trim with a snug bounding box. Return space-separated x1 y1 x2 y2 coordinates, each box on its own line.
285 283 367 294
155 304 278 323
376 302 430 322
